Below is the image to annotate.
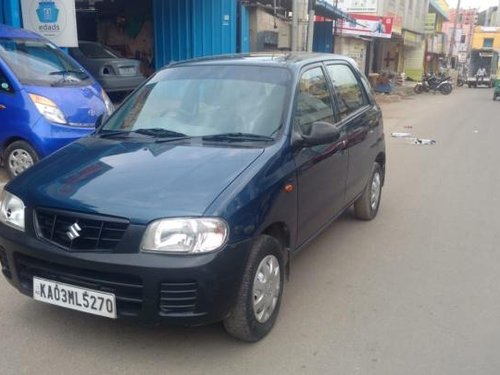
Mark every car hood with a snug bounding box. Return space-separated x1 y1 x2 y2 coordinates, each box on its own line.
24 83 106 126
9 138 264 224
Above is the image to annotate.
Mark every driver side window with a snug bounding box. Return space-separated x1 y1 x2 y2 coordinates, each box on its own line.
294 67 335 135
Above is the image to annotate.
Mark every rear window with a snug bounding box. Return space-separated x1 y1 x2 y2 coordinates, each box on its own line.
78 43 121 59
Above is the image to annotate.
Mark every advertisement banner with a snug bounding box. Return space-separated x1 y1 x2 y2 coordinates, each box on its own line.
336 0 377 13
424 13 436 34
338 15 393 39
20 0 78 47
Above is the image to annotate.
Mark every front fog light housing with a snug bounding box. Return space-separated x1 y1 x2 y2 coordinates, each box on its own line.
0 191 25 231
141 218 228 254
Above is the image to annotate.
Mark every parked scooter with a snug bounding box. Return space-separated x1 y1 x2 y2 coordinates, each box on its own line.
414 73 453 95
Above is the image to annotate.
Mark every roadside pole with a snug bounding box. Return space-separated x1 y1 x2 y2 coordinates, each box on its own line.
448 0 461 67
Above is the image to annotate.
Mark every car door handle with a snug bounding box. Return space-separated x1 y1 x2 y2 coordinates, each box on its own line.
0 104 6 110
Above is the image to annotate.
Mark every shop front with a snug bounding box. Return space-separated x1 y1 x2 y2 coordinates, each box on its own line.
1 0 250 72
403 29 425 81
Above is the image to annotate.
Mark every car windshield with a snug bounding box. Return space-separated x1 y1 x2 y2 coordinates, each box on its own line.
79 42 121 59
101 65 290 140
0 38 90 86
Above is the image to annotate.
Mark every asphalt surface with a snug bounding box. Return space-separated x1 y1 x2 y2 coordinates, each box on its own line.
1 87 499 374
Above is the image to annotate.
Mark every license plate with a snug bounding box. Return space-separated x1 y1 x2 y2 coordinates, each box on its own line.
33 277 117 319
119 67 135 76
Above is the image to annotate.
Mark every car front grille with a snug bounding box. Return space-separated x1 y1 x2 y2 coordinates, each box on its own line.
159 281 198 315
15 253 143 317
0 247 11 279
35 208 129 252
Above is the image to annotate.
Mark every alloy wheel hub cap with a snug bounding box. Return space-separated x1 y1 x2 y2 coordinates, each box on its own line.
252 255 280 324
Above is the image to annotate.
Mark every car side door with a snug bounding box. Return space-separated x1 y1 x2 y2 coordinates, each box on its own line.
325 63 381 204
0 64 23 147
293 64 349 247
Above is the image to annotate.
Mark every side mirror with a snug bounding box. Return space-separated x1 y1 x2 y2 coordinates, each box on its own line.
300 121 341 146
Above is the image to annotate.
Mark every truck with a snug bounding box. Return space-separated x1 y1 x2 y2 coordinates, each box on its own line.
467 49 499 88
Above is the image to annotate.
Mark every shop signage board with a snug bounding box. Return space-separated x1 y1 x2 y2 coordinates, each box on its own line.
337 14 393 39
336 0 377 13
424 13 436 34
20 0 78 47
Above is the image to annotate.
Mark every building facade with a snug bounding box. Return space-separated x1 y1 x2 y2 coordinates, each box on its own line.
334 0 431 80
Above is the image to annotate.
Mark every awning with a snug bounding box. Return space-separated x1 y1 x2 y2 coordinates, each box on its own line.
313 0 357 22
242 0 357 23
429 0 449 21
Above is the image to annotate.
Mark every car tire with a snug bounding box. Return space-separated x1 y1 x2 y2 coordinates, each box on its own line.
354 163 383 221
223 235 284 342
4 141 40 179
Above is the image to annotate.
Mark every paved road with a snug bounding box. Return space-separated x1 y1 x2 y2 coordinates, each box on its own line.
1 87 499 374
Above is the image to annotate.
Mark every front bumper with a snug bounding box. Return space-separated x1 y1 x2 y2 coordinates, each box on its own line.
0 224 252 326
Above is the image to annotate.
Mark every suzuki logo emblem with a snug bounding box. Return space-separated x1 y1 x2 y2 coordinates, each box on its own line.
66 222 82 241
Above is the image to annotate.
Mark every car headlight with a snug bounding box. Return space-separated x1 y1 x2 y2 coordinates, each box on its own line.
101 89 114 115
0 191 25 232
141 218 228 254
29 93 67 124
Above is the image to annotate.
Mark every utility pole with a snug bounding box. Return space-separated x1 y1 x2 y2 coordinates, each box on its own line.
497 0 500 27
306 0 315 52
448 0 461 67
332 0 339 53
292 0 298 51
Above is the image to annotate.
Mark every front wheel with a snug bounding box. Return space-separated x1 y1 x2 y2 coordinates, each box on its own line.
440 83 453 95
354 163 383 220
4 141 40 178
414 84 424 94
223 235 284 342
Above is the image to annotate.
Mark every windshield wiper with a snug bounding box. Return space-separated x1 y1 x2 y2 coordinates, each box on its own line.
96 128 190 143
133 128 188 138
96 130 135 138
202 133 274 143
49 69 87 76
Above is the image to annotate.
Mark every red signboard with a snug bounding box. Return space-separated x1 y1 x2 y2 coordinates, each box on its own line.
337 14 394 39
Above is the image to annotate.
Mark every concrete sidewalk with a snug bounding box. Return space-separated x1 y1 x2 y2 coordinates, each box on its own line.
375 81 416 104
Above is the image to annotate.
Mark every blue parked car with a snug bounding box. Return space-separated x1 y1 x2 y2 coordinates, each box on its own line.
0 53 385 341
0 24 114 177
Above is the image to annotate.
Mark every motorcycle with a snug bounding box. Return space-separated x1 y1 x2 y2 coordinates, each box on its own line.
414 73 453 95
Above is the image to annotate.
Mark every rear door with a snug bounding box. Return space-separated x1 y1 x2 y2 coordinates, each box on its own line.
325 62 381 204
293 64 349 246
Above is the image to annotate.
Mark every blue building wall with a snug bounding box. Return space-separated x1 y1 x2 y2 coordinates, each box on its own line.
0 0 21 27
1 0 248 69
153 0 245 69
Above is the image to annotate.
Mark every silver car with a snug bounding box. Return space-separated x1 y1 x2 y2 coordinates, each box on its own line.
69 41 146 94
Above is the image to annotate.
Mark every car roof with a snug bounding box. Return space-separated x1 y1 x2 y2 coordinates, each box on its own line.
167 53 356 72
0 24 44 40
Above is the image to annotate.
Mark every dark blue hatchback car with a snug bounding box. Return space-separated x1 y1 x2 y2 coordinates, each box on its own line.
0 54 385 341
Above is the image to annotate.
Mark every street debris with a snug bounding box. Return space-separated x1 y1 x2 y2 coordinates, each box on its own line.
391 131 436 145
391 132 413 138
413 138 436 145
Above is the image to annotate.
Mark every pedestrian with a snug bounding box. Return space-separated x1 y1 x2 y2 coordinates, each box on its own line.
476 66 487 85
